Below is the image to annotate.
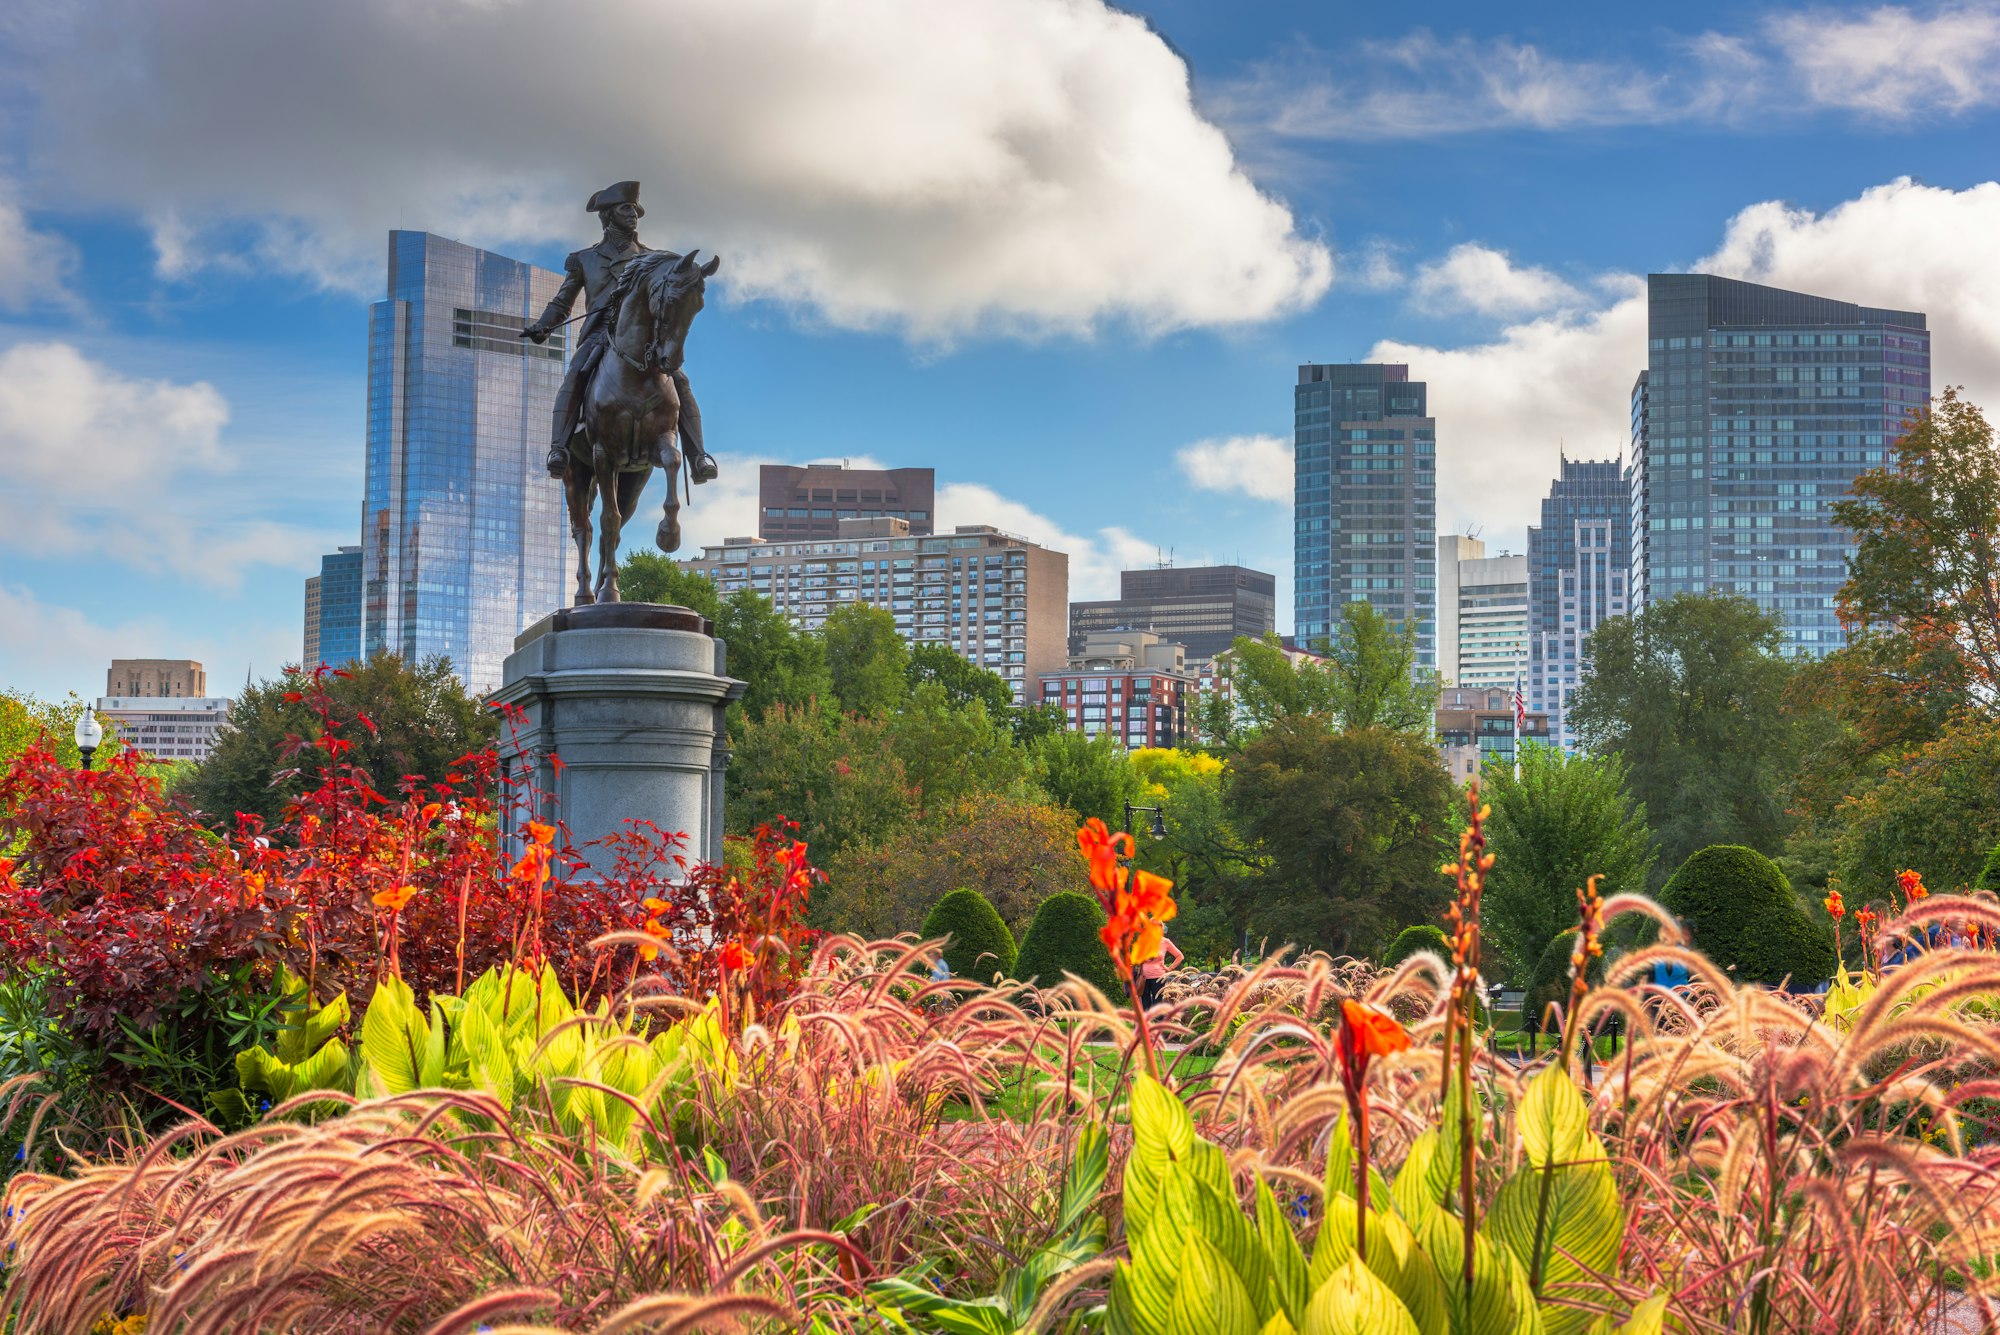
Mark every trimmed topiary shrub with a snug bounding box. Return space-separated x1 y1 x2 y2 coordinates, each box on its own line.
1525 930 1602 1031
1012 891 1124 995
920 887 1017 981
1977 841 2000 893
1660 844 1836 989
1383 924 1451 969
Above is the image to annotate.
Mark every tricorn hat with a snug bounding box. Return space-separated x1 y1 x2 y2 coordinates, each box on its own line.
586 181 644 217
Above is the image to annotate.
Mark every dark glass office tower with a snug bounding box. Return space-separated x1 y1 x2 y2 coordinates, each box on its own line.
313 546 364 668
1527 459 1629 750
362 232 569 693
1068 564 1277 662
1631 274 1929 655
1293 363 1437 663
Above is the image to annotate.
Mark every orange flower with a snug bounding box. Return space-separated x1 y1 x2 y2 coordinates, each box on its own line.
1898 868 1928 903
242 871 267 905
526 820 556 847
373 883 419 912
1339 999 1412 1064
0 857 17 892
719 939 751 972
1076 817 1134 895
1823 888 1845 920
421 803 442 821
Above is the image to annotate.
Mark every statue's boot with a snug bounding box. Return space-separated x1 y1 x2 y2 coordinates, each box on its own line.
688 449 719 484
545 442 569 479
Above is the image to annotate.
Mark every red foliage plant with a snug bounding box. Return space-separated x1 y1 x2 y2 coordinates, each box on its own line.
0 668 824 1062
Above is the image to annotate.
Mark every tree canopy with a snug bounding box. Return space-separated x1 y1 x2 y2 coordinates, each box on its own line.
823 603 909 717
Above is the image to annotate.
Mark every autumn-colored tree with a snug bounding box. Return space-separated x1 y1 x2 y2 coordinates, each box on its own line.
1831 712 2000 900
1833 389 2000 716
817 794 1087 939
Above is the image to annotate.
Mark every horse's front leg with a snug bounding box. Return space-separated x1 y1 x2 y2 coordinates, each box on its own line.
594 435 624 603
564 447 595 605
656 409 682 554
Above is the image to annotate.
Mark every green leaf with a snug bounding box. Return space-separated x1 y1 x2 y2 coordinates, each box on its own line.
1325 1111 1391 1206
356 976 426 1097
287 1037 352 1098
1392 1130 1446 1222
451 991 516 1110
1302 1256 1420 1335
1256 1177 1310 1328
1517 1064 1593 1171
1419 1210 1544 1335
1368 1209 1449 1335
1126 1075 1199 1238
1060 1122 1110 1237
1167 1234 1261 1335
1490 1163 1621 1334
866 1279 1013 1335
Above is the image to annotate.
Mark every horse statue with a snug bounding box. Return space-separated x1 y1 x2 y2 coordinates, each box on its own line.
561 248 719 605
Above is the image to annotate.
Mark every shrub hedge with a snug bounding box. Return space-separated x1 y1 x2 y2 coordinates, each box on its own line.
1012 891 1124 995
1524 929 1605 1035
920 887 1017 981
1978 841 2000 893
1383 924 1451 969
1659 844 1836 989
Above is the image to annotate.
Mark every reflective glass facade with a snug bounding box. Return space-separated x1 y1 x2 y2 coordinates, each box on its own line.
1630 275 1928 656
362 232 568 693
1527 459 1629 750
1293 363 1436 664
315 545 364 668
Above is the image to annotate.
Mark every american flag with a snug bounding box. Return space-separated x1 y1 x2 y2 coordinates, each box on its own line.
1513 679 1527 731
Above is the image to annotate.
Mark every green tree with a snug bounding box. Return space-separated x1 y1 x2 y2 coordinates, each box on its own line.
1009 702 1069 747
727 700 915 860
184 656 495 831
615 553 721 620
821 794 1084 940
1479 743 1655 981
1195 634 1337 750
1659 844 1835 989
822 603 909 717
715 590 832 724
885 682 1027 818
1325 601 1439 733
1833 389 2000 713
1029 728 1141 829
1223 720 1455 957
1013 891 1124 995
1129 747 1259 963
1 690 117 774
1831 713 2000 899
920 888 1019 982
1568 591 1799 877
906 642 1014 718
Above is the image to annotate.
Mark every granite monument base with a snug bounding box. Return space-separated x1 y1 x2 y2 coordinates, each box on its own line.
493 603 745 875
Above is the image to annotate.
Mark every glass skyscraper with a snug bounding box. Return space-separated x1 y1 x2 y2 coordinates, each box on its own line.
1630 274 1929 656
310 545 364 668
1293 363 1437 664
1527 459 1629 750
362 232 569 693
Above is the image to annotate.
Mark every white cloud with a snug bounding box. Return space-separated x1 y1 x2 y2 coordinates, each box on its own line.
1412 244 1585 318
1369 177 2000 545
1216 5 2000 141
1176 435 1293 502
16 0 1330 339
0 199 78 312
1769 4 2000 116
0 341 334 587
0 582 299 703
935 482 1185 601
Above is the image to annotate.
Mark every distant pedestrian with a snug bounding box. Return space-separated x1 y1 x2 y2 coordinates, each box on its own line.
1140 935 1184 1011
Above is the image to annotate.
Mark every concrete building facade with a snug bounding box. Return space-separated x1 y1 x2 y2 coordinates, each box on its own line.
1039 630 1194 748
1436 685 1549 783
1068 564 1276 663
96 696 233 764
757 463 935 541
1528 458 1630 750
684 519 1067 702
107 659 207 699
1453 553 1529 693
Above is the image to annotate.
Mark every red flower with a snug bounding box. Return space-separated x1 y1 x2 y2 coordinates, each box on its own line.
719 938 751 972
1337 998 1411 1079
1076 817 1134 895
1897 868 1929 904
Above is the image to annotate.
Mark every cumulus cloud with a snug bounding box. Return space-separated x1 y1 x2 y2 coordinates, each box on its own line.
934 482 1186 601
0 341 334 586
1216 4 2000 141
1176 435 1293 503
0 199 79 312
1370 178 2000 544
0 582 300 702
14 0 1329 339
1412 244 1585 318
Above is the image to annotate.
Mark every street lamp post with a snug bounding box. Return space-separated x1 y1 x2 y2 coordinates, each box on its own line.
74 706 104 771
1123 800 1167 842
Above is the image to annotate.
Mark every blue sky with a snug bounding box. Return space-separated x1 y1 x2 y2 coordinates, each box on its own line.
3 0 2000 700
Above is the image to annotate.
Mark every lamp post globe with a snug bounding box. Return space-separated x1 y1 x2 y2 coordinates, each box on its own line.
74 707 103 771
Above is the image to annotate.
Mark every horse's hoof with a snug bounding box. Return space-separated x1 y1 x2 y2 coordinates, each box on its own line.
656 516 681 552
600 584 621 604
574 591 595 607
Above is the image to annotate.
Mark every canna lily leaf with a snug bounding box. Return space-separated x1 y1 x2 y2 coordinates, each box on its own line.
1166 1233 1260 1335
356 976 427 1097
1256 1177 1310 1328
1490 1162 1622 1335
1302 1256 1420 1335
1517 1063 1595 1171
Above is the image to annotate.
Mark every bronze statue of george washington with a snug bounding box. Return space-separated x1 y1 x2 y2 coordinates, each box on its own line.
521 180 718 485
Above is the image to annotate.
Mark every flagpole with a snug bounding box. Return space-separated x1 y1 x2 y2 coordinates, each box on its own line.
1512 653 1522 782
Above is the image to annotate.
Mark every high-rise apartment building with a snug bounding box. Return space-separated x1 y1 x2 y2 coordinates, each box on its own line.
107 659 206 698
306 546 364 669
1435 535 1481 685
1528 459 1630 750
1293 363 1436 664
683 519 1068 702
1630 274 1929 655
1068 565 1276 662
362 232 569 694
1452 552 1528 693
758 463 935 541
1039 630 1195 748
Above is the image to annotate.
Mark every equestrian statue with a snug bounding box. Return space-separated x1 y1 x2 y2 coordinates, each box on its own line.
521 180 718 605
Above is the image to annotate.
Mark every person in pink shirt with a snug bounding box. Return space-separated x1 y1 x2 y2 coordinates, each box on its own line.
1139 935 1184 1011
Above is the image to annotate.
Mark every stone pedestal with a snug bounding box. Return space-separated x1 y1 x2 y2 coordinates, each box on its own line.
493 603 745 874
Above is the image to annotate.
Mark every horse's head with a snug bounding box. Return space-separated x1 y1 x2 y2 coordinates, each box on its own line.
643 249 720 373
